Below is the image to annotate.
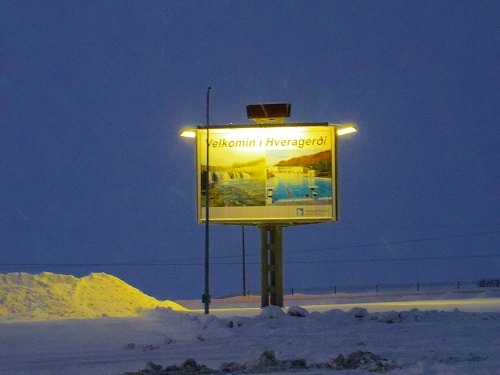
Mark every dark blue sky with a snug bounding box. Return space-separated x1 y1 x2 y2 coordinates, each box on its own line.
1 1 498 300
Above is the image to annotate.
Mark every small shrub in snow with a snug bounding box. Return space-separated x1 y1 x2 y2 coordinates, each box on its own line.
327 350 400 372
124 342 135 350
259 305 286 319
287 305 309 317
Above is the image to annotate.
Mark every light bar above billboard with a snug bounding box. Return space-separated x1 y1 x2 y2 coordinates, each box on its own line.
195 124 337 225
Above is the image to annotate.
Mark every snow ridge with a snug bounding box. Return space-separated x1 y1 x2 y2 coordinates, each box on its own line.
0 272 186 321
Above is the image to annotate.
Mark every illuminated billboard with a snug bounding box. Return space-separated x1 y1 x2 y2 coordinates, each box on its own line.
195 124 337 224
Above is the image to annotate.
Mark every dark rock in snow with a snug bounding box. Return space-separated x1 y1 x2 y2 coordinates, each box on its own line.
124 349 400 374
327 350 400 372
349 307 369 318
374 310 401 323
220 361 243 372
257 350 280 367
287 306 309 317
287 358 307 368
146 362 163 372
181 358 198 370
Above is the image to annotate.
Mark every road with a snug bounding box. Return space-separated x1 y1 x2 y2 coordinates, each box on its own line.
186 298 500 318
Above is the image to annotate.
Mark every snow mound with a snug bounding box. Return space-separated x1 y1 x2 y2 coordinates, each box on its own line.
260 305 286 319
0 272 186 322
287 305 309 317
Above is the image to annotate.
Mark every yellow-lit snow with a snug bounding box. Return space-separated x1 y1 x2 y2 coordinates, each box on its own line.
0 272 186 321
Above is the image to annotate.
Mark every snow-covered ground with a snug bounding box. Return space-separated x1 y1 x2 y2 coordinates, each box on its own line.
0 272 499 374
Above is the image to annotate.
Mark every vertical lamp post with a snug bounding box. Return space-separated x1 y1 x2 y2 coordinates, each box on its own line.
204 86 211 314
179 88 212 314
242 225 246 296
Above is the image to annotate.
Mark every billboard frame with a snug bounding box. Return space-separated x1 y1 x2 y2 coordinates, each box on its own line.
193 122 339 226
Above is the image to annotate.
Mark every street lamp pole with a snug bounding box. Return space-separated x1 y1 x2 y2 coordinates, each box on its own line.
204 86 211 314
242 225 246 296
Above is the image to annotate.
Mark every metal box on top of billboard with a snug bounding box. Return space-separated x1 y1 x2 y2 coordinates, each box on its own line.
195 123 338 225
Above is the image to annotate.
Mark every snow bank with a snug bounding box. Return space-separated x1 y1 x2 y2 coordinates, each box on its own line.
0 272 186 321
120 306 499 375
0 288 498 374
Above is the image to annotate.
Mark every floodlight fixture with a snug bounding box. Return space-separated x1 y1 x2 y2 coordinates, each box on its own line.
336 124 358 136
180 129 196 138
247 103 291 124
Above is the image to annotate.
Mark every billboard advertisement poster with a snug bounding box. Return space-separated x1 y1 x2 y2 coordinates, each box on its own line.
196 124 337 224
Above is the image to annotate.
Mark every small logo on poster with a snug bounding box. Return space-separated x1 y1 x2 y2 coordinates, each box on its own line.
296 208 304 216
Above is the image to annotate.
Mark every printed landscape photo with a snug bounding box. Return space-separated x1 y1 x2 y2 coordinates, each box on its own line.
200 157 267 207
267 149 333 206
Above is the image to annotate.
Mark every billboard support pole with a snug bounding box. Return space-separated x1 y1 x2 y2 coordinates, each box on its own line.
203 86 212 314
259 225 284 308
260 227 269 307
242 225 247 296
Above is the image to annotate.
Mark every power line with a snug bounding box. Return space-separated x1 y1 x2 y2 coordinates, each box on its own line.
1 229 496 265
181 230 499 263
0 228 202 233
285 230 500 255
1 253 498 268
1 224 498 233
1 231 497 269
142 229 500 263
280 253 500 265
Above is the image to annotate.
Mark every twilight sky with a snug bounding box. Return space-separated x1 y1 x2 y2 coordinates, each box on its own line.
1 1 498 300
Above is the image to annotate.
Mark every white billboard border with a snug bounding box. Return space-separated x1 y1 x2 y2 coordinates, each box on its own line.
194 123 339 226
